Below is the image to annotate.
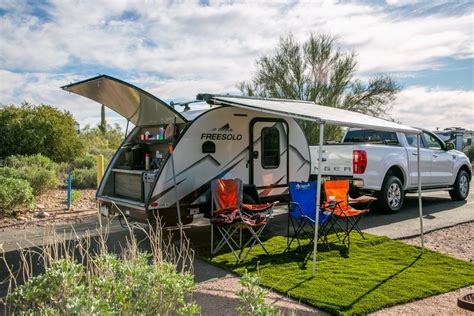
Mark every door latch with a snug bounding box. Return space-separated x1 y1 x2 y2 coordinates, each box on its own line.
253 151 259 159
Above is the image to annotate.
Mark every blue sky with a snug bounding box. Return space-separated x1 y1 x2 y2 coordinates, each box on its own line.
0 0 472 130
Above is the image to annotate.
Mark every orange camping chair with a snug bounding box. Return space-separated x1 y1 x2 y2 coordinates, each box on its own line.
323 180 376 246
210 178 275 262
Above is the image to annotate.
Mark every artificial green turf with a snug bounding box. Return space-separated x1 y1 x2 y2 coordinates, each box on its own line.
206 233 474 315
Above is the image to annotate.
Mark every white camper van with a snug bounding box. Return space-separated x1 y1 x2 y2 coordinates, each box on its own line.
62 75 311 224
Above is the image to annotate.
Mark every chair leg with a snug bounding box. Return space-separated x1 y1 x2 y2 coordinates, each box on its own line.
285 218 307 252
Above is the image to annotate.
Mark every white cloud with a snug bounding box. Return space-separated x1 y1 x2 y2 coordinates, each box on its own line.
0 1 473 130
391 87 474 130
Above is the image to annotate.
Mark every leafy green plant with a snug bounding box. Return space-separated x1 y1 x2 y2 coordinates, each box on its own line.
0 103 84 162
70 190 83 205
464 145 474 162
71 168 97 189
2 154 59 195
5 153 59 172
7 253 199 315
236 270 281 316
0 175 35 216
69 154 96 170
4 220 199 315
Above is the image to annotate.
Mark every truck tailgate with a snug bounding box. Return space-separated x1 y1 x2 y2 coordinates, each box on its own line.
310 145 354 176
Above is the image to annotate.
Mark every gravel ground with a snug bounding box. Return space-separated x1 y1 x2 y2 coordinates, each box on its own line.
194 222 474 315
0 189 97 228
194 276 327 315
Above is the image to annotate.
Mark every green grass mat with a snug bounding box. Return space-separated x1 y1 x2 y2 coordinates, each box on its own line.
205 233 474 315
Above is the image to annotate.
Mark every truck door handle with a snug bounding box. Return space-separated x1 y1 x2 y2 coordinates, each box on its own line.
253 151 259 159
411 152 418 156
432 154 438 158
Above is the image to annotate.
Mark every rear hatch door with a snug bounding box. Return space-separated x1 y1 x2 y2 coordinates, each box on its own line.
61 75 187 126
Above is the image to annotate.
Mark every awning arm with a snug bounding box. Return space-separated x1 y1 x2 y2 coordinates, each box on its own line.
312 123 325 277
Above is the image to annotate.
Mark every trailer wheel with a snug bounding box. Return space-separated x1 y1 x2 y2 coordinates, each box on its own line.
449 170 470 201
377 176 404 213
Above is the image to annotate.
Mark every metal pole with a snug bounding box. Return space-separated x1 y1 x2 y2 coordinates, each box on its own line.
312 123 325 277
170 117 182 226
67 173 72 210
417 133 424 252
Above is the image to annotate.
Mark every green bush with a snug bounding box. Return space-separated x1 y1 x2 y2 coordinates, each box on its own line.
0 176 35 216
464 145 474 162
71 168 97 189
71 190 83 204
69 154 96 170
236 270 281 316
7 253 199 315
5 153 58 171
0 103 84 162
2 154 59 195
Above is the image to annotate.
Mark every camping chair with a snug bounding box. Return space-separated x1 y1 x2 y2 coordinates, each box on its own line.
323 180 376 246
286 182 333 251
210 178 275 262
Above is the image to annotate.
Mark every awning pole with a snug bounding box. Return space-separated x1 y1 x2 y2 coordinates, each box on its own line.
312 123 325 277
417 134 424 252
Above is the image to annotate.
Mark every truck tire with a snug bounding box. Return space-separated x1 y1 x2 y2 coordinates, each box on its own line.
449 170 470 201
377 176 404 213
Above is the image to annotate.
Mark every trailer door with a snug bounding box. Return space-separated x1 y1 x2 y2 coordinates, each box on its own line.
250 119 289 196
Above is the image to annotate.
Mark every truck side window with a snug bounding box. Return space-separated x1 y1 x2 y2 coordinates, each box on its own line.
344 130 399 144
423 132 443 150
405 134 420 147
261 127 280 169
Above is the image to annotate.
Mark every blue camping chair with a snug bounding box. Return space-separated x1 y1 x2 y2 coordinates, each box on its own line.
286 181 333 251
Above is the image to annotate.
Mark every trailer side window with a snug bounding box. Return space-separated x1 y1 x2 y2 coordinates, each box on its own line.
202 141 216 154
261 127 280 169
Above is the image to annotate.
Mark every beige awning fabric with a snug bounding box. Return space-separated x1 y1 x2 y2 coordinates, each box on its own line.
198 94 420 134
62 75 186 126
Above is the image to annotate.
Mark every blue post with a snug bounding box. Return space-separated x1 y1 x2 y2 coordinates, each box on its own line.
67 173 72 209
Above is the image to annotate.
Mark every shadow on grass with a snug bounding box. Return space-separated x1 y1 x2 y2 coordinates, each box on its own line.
341 253 422 312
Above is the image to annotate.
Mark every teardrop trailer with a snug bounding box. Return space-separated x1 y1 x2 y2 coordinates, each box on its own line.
62 75 312 225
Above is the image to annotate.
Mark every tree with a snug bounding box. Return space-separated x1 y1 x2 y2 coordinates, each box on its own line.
0 102 84 162
239 34 400 144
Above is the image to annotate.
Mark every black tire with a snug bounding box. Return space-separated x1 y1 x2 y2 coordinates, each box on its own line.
449 170 470 201
376 176 404 213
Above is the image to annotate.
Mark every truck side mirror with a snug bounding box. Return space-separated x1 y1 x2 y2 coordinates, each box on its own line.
446 142 455 151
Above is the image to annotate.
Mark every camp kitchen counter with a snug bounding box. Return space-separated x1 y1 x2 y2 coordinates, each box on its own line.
112 168 158 202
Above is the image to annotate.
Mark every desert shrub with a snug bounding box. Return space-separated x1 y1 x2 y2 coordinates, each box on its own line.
6 223 199 315
0 103 84 162
69 154 96 170
71 168 96 189
464 145 474 162
5 153 59 172
0 176 35 215
236 270 281 316
3 154 59 195
70 190 83 204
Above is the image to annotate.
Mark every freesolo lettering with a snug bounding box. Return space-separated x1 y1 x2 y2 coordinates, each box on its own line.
201 133 243 141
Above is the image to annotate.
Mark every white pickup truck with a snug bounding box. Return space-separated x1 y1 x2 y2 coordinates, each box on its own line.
310 128 472 212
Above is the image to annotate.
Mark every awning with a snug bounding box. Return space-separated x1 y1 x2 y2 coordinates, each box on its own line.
198 93 425 277
62 75 186 126
197 94 420 134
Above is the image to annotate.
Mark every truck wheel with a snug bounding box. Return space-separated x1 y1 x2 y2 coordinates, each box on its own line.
449 170 470 201
378 176 404 213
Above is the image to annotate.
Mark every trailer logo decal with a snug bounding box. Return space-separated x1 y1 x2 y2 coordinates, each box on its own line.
201 124 243 141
